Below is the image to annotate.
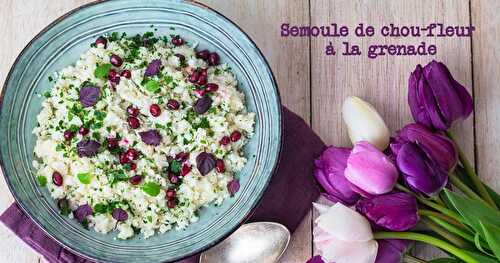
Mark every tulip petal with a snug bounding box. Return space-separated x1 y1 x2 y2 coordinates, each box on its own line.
356 192 419 231
307 255 326 263
418 76 449 130
316 203 373 242
314 147 360 205
397 124 457 171
345 142 398 195
321 237 378 263
342 96 390 150
313 202 330 215
375 239 411 263
408 65 433 128
396 142 448 196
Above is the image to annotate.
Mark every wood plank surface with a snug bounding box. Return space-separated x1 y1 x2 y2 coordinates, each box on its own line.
472 0 500 192
309 0 473 260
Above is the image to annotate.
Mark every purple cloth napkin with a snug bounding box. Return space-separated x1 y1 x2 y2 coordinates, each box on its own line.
1 107 325 263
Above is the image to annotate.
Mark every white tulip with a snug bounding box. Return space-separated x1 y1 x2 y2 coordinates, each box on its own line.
313 202 378 263
342 96 390 150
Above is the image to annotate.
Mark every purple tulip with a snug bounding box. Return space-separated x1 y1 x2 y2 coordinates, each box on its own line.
306 255 325 263
356 192 419 231
375 239 411 263
344 141 398 196
408 60 473 131
314 147 360 205
391 123 457 196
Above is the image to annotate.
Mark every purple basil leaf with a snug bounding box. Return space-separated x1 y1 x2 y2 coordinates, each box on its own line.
79 86 100 107
139 129 162 146
227 179 240 196
193 97 212 114
196 152 216 175
73 204 93 223
77 139 101 157
144 59 162 77
112 208 128 222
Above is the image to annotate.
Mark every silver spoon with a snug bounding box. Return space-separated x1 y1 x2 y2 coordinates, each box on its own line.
199 222 290 263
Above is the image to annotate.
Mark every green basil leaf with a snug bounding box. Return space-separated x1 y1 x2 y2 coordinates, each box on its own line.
480 221 500 260
36 176 47 187
77 172 92 184
93 203 109 214
94 63 112 79
170 160 181 174
141 182 161 196
145 80 160 93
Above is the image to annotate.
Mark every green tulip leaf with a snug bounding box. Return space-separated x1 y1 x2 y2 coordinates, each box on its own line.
429 258 460 263
454 165 500 208
463 250 499 263
474 232 494 257
480 221 500 260
444 189 500 239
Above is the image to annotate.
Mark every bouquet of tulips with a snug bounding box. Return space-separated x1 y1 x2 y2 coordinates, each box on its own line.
309 61 500 263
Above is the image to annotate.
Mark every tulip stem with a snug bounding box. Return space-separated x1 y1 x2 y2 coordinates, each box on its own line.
396 184 463 222
426 215 489 250
421 218 470 249
403 255 427 263
446 131 498 209
449 173 485 203
418 209 465 229
374 232 478 263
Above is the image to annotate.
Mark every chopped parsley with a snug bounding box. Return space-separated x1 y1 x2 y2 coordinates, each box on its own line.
36 176 47 187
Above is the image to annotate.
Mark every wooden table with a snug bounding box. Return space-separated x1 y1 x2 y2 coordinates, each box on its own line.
0 0 498 262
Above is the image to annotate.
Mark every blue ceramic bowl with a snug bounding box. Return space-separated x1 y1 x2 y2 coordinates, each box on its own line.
0 1 281 262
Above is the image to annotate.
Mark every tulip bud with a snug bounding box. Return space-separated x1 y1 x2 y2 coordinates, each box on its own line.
356 192 419 231
313 202 378 263
408 60 473 131
342 96 390 150
391 123 457 196
345 141 398 196
314 147 360 205
375 239 411 263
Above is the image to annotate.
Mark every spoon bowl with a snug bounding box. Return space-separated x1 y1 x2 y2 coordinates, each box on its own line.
200 222 290 263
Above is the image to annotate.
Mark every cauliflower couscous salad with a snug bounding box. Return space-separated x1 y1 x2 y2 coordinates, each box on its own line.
32 31 255 239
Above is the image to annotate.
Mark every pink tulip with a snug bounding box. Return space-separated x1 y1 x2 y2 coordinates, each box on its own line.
345 141 398 196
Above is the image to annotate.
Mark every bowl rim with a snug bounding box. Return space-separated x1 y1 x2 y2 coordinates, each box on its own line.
0 0 283 262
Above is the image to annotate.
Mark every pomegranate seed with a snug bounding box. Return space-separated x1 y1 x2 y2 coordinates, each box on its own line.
129 162 137 171
127 116 140 129
167 199 177 208
205 83 219 92
199 68 208 77
166 189 176 199
174 54 185 64
120 70 131 79
230 131 242 142
194 89 206 97
181 164 191 176
95 37 107 48
129 175 142 185
169 173 179 184
126 105 139 117
175 152 190 162
110 54 123 67
220 136 230 146
125 149 139 161
208 52 220 66
216 159 225 173
171 36 184 46
108 69 120 83
149 104 161 117
167 99 180 110
63 130 74 141
52 172 63 186
197 74 207 86
78 126 89 136
119 153 130 164
196 50 210 60
188 71 200 83
107 137 119 149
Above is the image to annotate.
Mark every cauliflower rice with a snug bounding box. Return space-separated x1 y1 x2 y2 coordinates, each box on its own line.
32 31 255 239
